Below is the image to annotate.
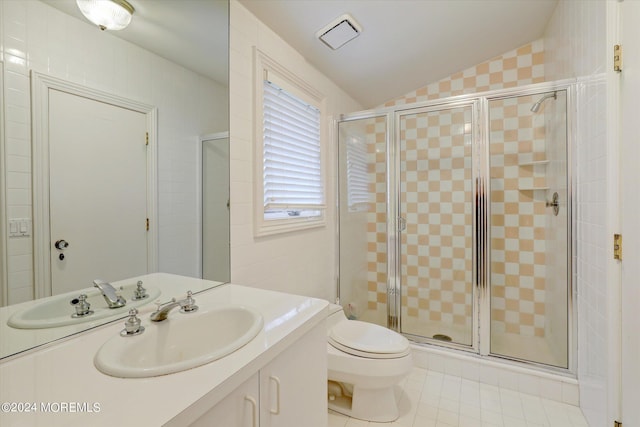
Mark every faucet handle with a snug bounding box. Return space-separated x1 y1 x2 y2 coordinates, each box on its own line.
70 294 94 318
121 308 145 337
180 291 198 313
132 280 148 300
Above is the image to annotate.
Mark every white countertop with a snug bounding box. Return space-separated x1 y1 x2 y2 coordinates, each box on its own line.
0 274 328 426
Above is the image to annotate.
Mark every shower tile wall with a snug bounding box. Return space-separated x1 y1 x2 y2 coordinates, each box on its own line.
399 107 473 340
366 117 388 313
366 40 547 336
489 96 547 339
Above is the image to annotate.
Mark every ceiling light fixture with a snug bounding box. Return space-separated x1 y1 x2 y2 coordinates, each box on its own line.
76 0 135 31
316 14 362 50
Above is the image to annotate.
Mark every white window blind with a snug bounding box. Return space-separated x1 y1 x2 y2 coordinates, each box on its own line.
346 136 371 211
263 79 324 213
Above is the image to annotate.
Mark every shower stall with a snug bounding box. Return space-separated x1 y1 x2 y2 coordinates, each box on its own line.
337 82 573 370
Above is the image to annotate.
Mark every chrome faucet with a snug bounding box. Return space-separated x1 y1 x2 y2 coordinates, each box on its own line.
150 291 198 322
93 279 126 309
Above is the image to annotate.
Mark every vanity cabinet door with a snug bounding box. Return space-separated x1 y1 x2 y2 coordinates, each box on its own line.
190 373 260 427
259 322 327 427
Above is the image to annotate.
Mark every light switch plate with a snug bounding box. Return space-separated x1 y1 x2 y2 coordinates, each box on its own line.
8 218 31 237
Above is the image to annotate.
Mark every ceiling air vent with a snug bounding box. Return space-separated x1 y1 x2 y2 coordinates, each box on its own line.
316 14 362 50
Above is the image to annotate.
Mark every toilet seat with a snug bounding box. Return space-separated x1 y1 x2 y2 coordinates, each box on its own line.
328 320 410 359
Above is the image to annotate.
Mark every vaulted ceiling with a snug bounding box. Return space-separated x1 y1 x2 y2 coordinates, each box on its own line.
240 0 558 107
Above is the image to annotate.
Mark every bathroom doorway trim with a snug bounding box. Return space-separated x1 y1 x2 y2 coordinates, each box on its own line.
30 71 158 298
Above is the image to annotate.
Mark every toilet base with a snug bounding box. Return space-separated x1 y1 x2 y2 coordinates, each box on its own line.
327 381 400 423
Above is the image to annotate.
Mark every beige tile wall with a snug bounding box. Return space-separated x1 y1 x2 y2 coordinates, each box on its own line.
366 117 389 311
384 41 545 108
368 40 548 337
488 95 548 338
398 106 474 334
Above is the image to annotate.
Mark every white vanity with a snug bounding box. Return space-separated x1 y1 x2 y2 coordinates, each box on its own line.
0 274 328 427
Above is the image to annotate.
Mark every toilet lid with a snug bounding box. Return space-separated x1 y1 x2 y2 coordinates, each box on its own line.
328 320 410 359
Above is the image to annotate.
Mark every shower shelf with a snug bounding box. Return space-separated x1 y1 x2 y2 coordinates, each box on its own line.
518 160 550 166
519 187 550 191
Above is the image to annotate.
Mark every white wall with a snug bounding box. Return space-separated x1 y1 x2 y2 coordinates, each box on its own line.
544 0 612 425
0 0 228 304
228 0 361 301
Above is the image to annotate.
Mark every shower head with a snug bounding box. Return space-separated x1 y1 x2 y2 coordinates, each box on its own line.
530 91 557 113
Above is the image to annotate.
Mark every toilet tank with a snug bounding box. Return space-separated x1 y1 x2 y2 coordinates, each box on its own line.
327 303 347 330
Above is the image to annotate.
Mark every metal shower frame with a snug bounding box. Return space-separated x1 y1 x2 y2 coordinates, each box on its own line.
335 78 577 375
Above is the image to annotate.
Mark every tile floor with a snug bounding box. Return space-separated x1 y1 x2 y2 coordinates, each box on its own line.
328 368 589 427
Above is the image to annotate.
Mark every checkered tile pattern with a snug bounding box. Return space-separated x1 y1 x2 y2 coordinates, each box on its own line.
399 107 474 331
383 40 545 108
489 95 547 338
362 40 548 339
366 117 389 311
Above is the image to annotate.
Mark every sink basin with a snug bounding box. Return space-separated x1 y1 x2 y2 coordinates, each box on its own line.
7 283 161 329
94 305 264 378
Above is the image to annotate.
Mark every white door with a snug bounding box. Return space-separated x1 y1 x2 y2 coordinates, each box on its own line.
48 89 148 295
259 323 327 427
189 373 259 427
202 135 230 282
620 0 640 424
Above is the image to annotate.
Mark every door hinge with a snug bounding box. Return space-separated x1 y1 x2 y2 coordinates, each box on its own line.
614 233 622 260
145 132 149 146
146 218 149 231
614 421 622 427
614 44 622 72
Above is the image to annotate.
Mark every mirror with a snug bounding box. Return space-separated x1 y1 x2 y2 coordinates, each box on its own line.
0 0 229 359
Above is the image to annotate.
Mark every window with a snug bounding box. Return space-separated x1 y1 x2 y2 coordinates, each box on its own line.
254 49 326 236
263 80 322 218
345 134 370 212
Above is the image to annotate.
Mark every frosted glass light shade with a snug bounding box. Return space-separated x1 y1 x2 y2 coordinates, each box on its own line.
76 0 134 31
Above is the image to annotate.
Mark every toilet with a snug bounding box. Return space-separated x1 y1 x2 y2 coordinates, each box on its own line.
326 304 413 422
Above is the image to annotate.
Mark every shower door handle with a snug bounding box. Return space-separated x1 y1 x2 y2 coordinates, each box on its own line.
398 217 407 232
546 192 560 216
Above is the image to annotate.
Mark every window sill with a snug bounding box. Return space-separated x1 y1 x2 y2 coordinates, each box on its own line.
254 216 326 238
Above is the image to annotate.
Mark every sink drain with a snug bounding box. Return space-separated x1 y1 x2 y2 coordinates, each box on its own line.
432 334 452 342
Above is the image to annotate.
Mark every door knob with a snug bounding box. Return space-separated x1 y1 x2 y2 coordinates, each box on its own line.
55 239 69 250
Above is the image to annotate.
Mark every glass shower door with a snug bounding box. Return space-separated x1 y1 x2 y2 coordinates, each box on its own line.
397 104 476 347
337 115 389 327
487 90 569 368
336 84 573 370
